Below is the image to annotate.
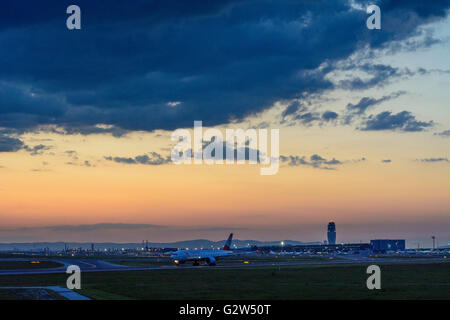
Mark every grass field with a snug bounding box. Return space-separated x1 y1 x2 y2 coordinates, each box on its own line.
0 262 448 300
109 255 338 267
0 288 65 300
0 260 63 270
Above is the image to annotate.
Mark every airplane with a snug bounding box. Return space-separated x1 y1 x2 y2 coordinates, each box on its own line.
171 233 234 266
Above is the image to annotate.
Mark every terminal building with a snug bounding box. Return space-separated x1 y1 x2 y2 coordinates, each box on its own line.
257 240 409 254
370 239 406 252
254 221 406 254
257 242 371 253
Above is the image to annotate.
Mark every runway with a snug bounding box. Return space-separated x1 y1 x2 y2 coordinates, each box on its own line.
0 256 449 276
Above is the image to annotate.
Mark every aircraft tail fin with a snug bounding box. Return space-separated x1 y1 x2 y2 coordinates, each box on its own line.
223 233 233 250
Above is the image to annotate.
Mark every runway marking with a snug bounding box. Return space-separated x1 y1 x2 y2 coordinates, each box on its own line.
77 260 97 268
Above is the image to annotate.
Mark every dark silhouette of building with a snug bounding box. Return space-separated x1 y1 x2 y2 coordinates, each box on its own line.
370 239 405 252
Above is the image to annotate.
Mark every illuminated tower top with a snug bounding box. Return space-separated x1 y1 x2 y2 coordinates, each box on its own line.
327 221 336 232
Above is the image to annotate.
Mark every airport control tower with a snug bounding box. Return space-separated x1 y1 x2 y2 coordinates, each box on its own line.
327 221 336 245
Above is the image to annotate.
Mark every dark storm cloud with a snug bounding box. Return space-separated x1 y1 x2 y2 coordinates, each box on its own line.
62 125 129 138
0 134 24 152
0 0 449 132
360 111 433 132
0 81 67 118
0 132 52 155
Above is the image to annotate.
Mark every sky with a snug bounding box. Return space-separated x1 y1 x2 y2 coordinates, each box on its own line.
0 0 449 247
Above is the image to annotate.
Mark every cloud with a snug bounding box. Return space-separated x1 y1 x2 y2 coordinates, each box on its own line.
250 121 271 129
338 64 415 90
0 222 254 234
0 134 53 155
66 159 96 167
321 111 339 122
280 154 343 170
47 223 166 232
294 112 322 126
65 150 78 160
0 134 23 152
84 160 92 167
434 130 450 137
24 144 52 156
343 91 407 124
201 141 264 163
105 140 265 166
280 96 334 127
282 101 307 119
419 157 448 163
346 91 406 115
381 159 392 163
360 111 433 132
105 152 171 165
31 168 52 172
61 125 128 138
0 223 167 233
0 0 448 133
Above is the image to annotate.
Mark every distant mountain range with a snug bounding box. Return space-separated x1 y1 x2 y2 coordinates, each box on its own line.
0 239 321 251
